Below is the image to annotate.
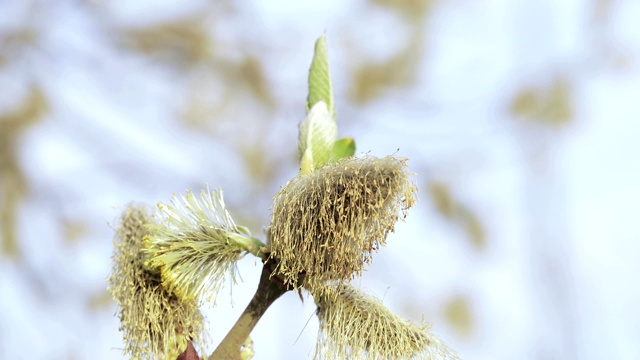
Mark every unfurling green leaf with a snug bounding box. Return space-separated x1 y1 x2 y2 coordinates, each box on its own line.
307 34 335 119
298 101 337 174
329 138 356 162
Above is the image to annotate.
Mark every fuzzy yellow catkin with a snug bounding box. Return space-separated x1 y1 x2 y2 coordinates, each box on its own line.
314 285 459 360
108 205 204 360
269 156 417 290
144 188 251 303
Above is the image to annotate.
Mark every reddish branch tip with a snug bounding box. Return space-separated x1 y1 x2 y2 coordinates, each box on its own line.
176 341 199 360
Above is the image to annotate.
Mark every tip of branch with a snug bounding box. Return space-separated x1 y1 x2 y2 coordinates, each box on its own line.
177 342 199 360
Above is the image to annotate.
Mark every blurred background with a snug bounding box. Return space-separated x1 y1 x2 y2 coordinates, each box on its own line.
1 0 639 359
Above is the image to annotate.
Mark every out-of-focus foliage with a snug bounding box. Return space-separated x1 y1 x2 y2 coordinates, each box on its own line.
427 181 486 251
119 19 213 68
87 290 114 311
116 15 275 125
349 41 424 104
237 140 281 188
443 295 473 338
0 27 38 67
510 76 574 127
181 54 275 130
462 213 485 251
348 0 431 104
370 0 433 20
428 182 456 219
111 8 285 234
62 218 89 246
0 86 48 258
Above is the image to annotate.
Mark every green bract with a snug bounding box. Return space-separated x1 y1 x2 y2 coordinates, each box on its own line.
329 137 356 162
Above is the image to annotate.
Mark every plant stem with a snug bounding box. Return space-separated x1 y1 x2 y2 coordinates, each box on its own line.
177 341 200 360
229 234 268 261
208 259 288 360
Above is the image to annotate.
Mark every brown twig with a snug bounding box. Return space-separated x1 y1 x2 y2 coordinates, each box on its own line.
177 341 200 360
208 259 290 360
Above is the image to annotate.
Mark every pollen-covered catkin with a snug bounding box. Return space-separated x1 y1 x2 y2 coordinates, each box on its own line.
144 188 252 303
108 205 204 359
313 285 459 360
269 156 416 290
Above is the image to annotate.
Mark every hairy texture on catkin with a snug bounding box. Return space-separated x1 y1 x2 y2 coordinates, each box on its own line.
144 188 249 303
314 285 459 360
269 156 416 289
108 205 204 360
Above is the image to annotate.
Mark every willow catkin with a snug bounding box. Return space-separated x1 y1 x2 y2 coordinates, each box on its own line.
108 205 204 360
313 285 459 360
269 156 416 290
144 188 250 303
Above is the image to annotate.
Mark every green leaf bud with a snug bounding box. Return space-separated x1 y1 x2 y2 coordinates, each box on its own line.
307 34 335 119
